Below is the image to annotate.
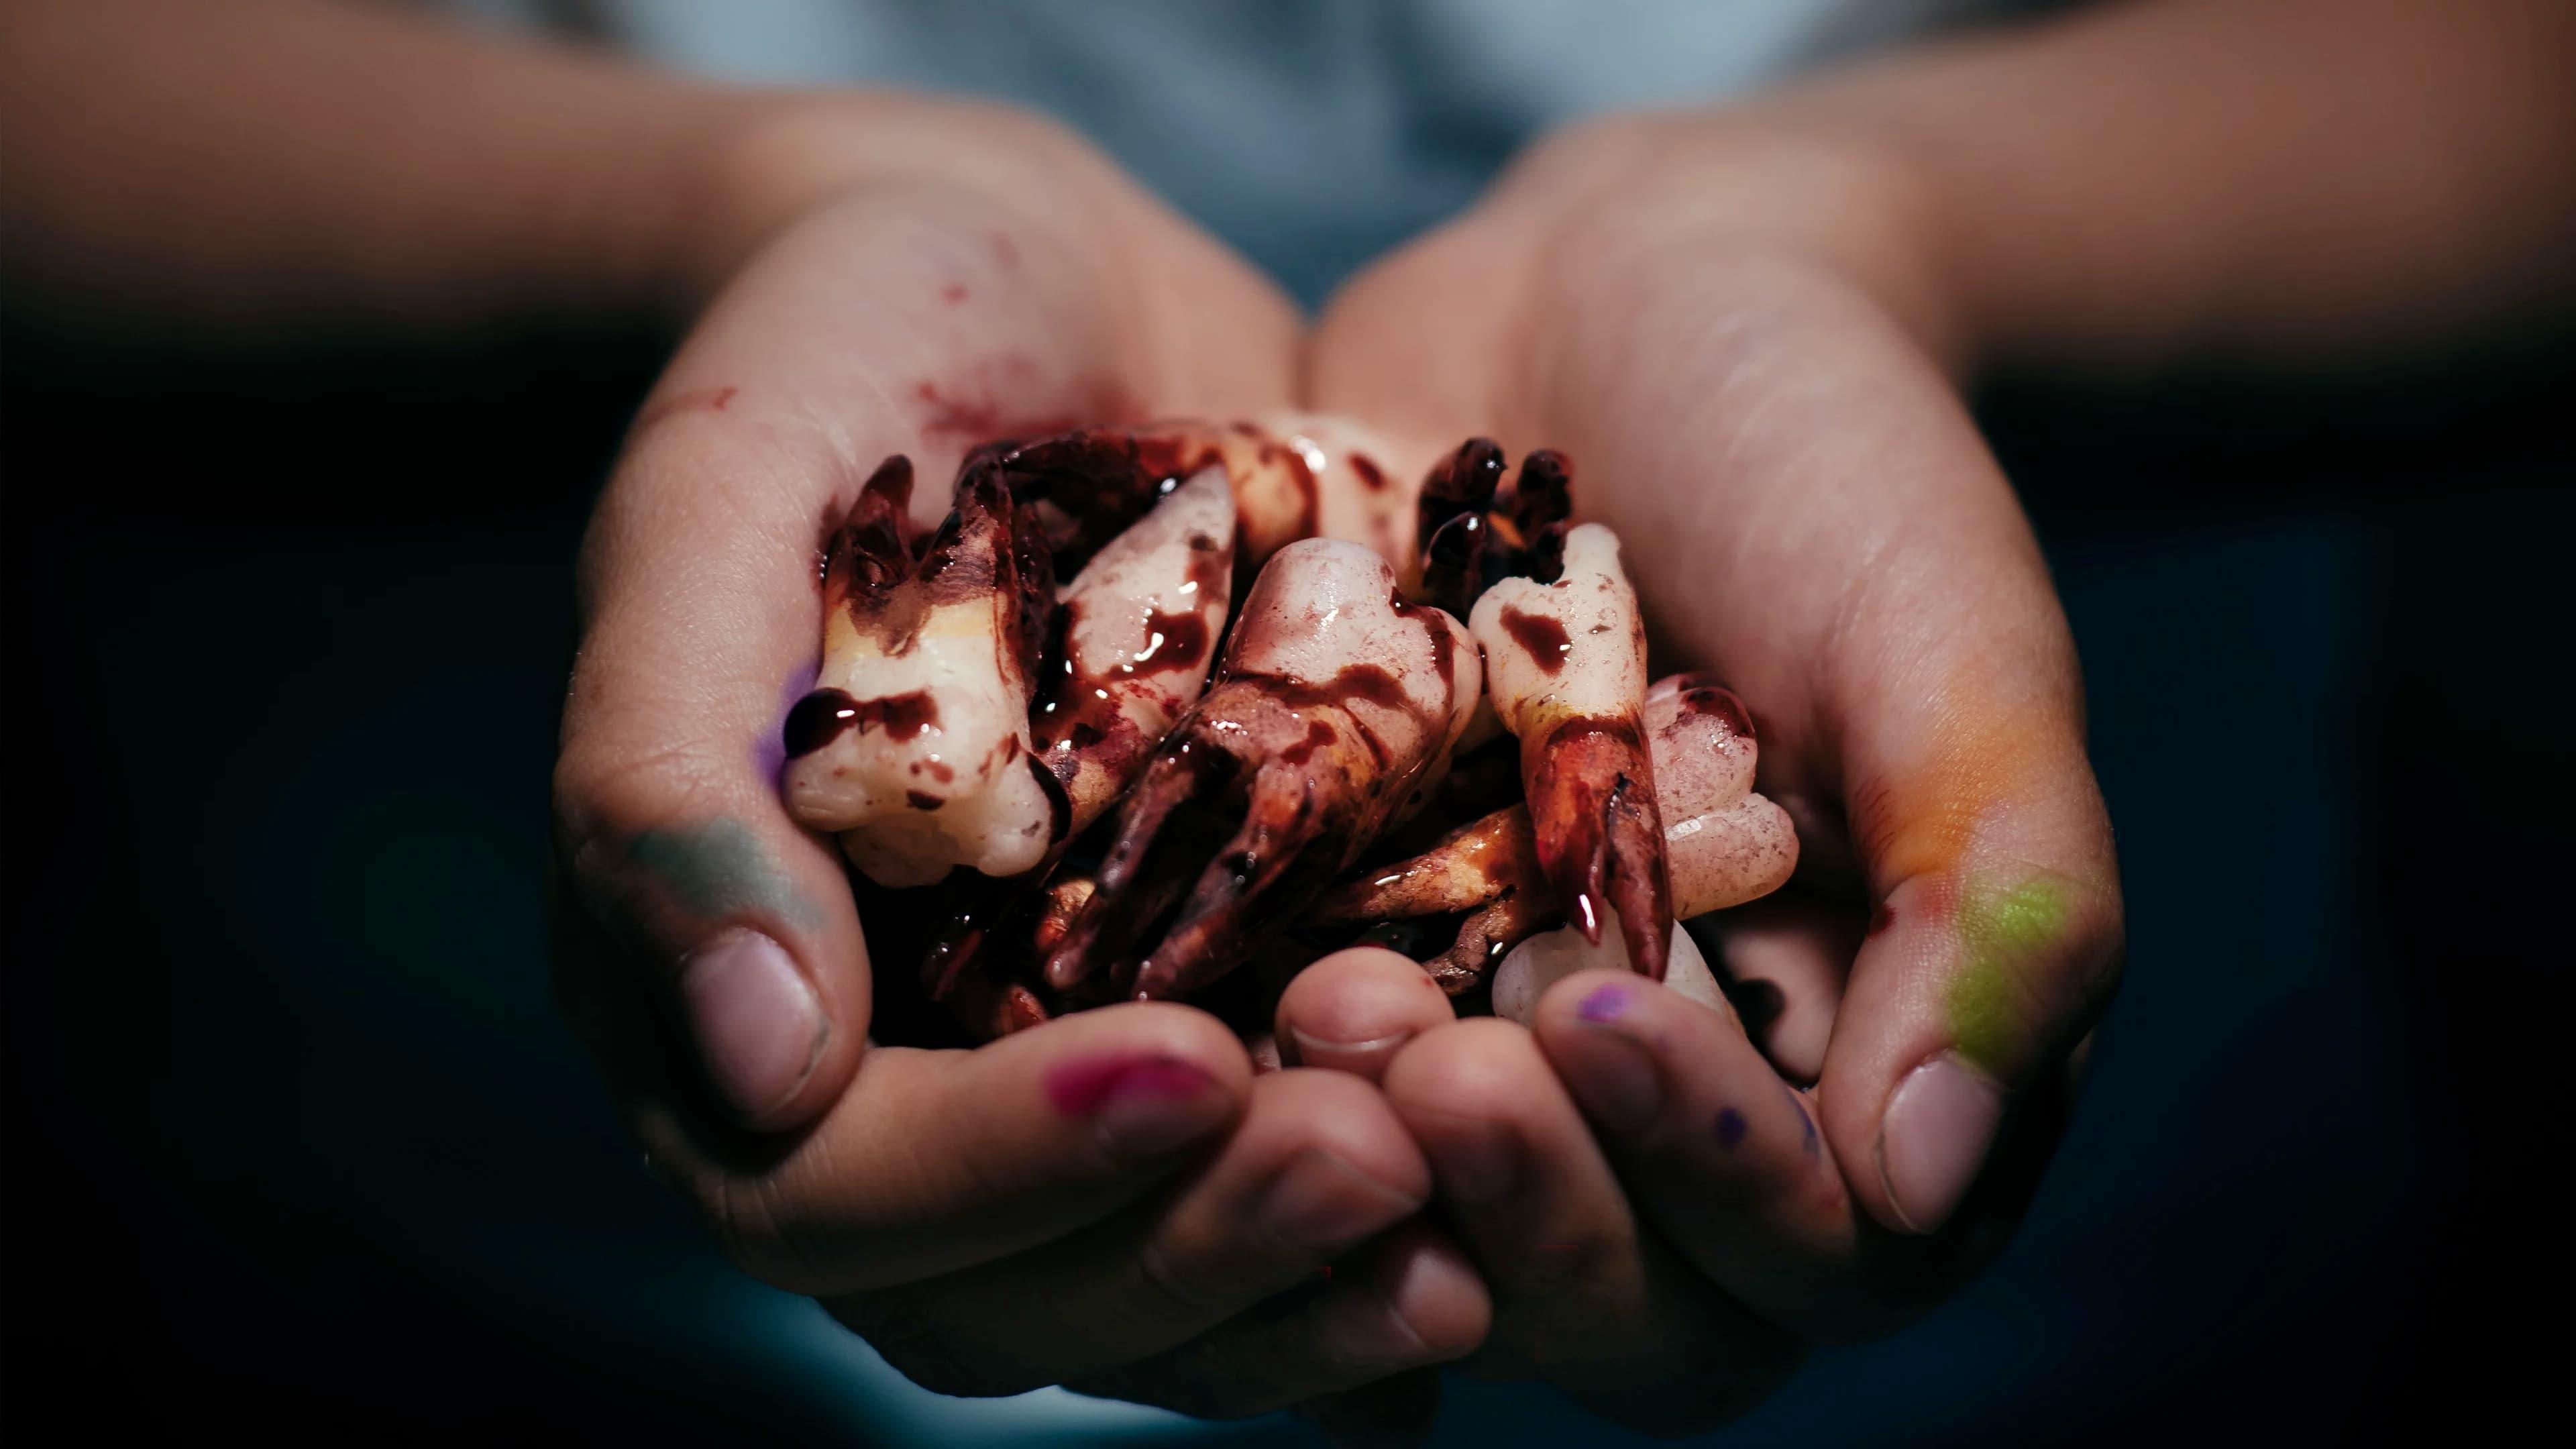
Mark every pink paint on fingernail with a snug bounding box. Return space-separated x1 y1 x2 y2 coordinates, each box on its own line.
1043 1053 1209 1114
1576 982 1628 1022
1046 1053 1229 1159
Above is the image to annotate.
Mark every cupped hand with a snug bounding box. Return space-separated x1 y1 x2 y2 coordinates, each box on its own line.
551 99 1484 1416
1299 114 2126 1430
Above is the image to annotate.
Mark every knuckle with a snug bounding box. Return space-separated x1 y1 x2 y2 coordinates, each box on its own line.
688 1170 836 1297
1385 1018 1537 1117
1125 1232 1231 1322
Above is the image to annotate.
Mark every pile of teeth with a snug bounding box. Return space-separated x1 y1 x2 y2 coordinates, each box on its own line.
780 419 1799 1043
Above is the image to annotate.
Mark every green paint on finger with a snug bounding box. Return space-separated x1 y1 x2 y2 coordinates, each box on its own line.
626 818 822 931
1945 877 2072 1075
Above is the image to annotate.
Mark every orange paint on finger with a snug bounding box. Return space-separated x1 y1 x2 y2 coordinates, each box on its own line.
1856 684 2078 889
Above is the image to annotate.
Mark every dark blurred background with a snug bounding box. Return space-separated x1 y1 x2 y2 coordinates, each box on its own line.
7 294 2564 1441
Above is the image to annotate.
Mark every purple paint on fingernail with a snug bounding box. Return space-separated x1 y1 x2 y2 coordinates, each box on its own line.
757 657 822 792
1576 983 1628 1023
1715 1107 1748 1149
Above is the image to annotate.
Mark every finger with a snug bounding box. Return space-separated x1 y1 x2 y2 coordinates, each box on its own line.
1381 1019 1801 1430
1817 646 2124 1236
616 998 1252 1295
1690 891 1860 1084
1512 253 2123 1237
555 188 1160 1131
1530 967 1895 1339
1065 1223 1490 1421
826 1067 1431 1395
1275 947 1458 1082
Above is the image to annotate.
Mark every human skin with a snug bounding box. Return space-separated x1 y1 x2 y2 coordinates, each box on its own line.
5 0 1491 1417
9 0 2573 1434
1282 0 2575 1430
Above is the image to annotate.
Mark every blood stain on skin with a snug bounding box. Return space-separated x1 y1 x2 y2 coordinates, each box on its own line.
911 370 1146 443
631 384 739 433
1715 1107 1749 1150
941 282 970 304
1042 1053 1210 1116
1868 900 1896 936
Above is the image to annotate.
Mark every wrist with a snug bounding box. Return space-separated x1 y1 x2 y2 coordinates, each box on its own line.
659 93 1137 323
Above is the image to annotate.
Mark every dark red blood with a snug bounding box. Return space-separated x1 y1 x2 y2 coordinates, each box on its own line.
1525 714 1671 977
1422 437 1505 516
1350 453 1387 490
1390 597 1460 688
1129 610 1211 674
1235 663 1411 714
906 791 945 811
784 688 859 758
1416 511 1486 613
1504 450 1574 536
1498 607 1572 674
783 686 941 757
1184 532 1230 596
1869 900 1896 936
981 429 1187 570
1278 719 1337 767
1028 753 1074 842
912 374 1142 447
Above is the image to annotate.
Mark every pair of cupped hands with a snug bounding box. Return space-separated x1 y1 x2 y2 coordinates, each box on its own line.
553 95 2123 1436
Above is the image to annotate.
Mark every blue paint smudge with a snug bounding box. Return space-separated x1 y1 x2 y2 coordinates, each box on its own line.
1715 1106 1748 1149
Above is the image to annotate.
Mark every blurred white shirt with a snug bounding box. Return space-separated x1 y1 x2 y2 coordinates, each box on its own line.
449 0 2039 301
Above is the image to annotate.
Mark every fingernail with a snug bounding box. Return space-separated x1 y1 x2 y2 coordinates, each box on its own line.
1049 1055 1230 1159
1428 1119 1519 1204
1285 1025 1416 1075
1258 1148 1423 1253
1878 1053 2004 1233
680 929 824 1124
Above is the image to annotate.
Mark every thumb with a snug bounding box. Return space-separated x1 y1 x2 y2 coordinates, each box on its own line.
1814 611 2125 1236
553 184 1186 1131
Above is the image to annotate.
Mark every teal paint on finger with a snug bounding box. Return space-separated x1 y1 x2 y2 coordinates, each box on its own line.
626 818 822 931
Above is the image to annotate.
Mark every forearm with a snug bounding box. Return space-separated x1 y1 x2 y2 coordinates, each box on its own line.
1 0 784 337
1782 0 2576 375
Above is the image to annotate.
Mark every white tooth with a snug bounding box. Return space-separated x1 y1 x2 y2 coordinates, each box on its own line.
1490 910 1727 1025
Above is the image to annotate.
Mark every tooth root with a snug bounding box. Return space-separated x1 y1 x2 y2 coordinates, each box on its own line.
1134 764 1326 1002
1043 750 1224 991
